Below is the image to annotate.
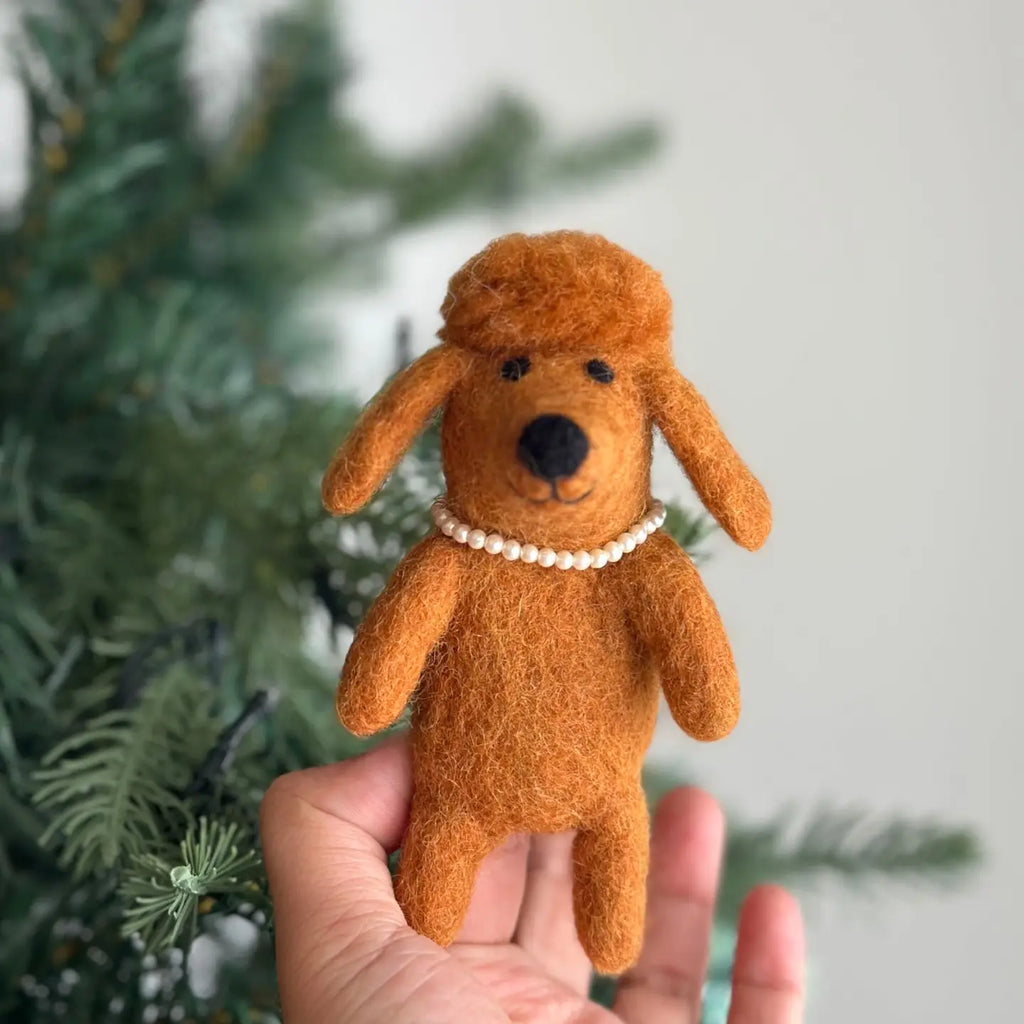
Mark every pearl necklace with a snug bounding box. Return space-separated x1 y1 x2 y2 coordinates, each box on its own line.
430 497 666 571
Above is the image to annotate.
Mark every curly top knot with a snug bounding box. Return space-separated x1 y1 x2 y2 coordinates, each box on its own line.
438 231 672 356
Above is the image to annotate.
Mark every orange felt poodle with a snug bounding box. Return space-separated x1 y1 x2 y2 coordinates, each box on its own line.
321 230 771 973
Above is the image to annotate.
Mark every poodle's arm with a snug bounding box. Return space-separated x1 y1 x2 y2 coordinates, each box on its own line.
621 532 740 741
336 535 463 736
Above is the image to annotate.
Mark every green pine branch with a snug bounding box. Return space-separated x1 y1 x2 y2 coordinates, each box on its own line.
717 806 981 919
119 817 261 950
642 766 980 919
33 668 220 876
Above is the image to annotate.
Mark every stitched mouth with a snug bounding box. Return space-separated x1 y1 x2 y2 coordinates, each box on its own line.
508 477 595 506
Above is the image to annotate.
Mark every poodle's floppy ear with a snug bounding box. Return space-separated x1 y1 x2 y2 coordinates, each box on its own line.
641 357 772 551
322 344 468 515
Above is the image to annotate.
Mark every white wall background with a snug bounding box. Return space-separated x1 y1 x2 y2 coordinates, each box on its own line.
337 1 1023 1021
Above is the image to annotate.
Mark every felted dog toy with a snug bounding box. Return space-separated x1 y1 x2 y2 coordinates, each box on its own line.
322 230 771 974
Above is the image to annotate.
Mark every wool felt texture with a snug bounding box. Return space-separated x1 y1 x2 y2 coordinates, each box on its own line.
321 230 771 974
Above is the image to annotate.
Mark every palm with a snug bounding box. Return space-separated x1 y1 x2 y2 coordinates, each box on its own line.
260 736 804 1024
437 942 623 1023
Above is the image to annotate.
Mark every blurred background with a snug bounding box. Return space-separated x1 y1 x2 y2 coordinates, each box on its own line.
1 0 1020 1021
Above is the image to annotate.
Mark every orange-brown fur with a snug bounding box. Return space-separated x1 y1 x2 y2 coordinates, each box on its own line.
322 231 771 973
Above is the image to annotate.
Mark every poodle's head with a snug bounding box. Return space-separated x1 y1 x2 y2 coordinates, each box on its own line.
323 231 770 552
435 232 669 549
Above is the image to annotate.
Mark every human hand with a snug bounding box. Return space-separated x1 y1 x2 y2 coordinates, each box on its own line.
259 734 804 1024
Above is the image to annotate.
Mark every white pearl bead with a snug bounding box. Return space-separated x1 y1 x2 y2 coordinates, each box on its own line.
501 539 521 560
604 540 623 562
520 543 539 564
484 532 505 554
467 528 486 550
572 550 592 570
537 547 557 568
619 532 636 553
554 550 574 570
630 524 647 545
440 518 456 536
590 548 609 569
453 523 470 544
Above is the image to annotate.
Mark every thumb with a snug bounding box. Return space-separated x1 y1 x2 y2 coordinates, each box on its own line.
259 733 508 1024
260 731 412 939
260 734 411 1021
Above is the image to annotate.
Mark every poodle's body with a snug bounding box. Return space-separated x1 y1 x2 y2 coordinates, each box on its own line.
414 539 660 833
323 231 770 972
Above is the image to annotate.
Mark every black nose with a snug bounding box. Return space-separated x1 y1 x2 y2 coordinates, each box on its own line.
517 414 589 480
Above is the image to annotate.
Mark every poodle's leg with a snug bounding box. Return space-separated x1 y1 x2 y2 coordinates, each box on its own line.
395 796 498 947
572 787 650 974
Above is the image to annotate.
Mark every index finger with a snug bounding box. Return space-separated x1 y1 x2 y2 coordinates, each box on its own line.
614 787 725 1024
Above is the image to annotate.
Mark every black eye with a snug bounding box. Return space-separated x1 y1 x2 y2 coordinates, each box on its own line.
586 359 614 384
500 356 531 381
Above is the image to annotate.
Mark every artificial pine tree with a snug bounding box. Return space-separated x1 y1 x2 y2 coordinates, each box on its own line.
0 2 979 1022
